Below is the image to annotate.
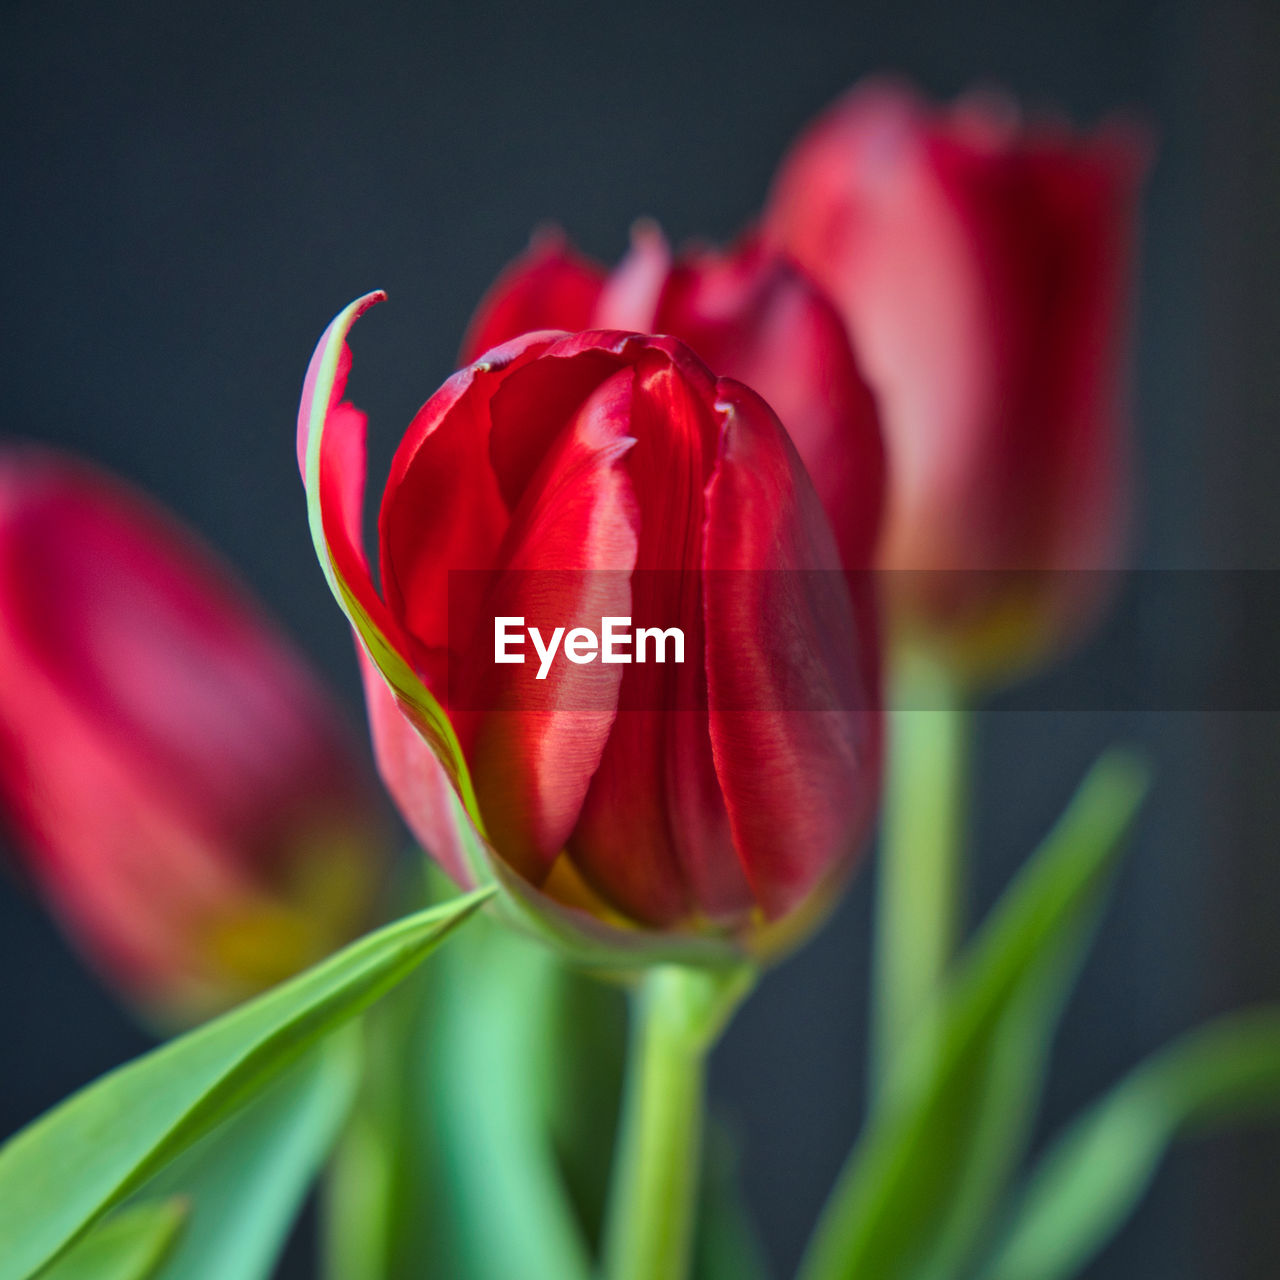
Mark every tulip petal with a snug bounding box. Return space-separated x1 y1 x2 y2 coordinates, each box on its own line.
570 348 754 927
376 332 564 682
459 230 606 365
460 368 640 884
657 238 885 571
357 650 485 890
362 577 741 972
486 340 632 510
298 293 479 819
593 220 671 332
701 379 881 920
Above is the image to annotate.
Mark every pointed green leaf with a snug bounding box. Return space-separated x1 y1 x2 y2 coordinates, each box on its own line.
410 905 597 1280
39 1202 186 1280
143 1030 359 1280
976 1007 1280 1280
798 750 1150 1280
324 866 632 1280
0 890 491 1280
321 974 432 1280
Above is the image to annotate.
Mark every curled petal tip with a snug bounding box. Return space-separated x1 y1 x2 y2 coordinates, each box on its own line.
628 216 667 249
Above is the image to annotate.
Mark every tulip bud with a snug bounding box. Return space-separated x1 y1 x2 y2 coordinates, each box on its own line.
462 224 885 579
299 300 882 965
764 78 1150 683
0 449 386 1023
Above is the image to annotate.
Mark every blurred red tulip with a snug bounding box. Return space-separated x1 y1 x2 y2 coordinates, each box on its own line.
462 223 885 577
765 78 1150 680
0 450 385 1022
300 303 881 960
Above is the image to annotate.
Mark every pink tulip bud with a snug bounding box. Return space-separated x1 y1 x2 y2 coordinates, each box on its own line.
765 78 1151 681
0 449 386 1023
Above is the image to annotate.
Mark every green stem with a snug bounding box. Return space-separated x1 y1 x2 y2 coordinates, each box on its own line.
870 651 971 1096
602 964 753 1280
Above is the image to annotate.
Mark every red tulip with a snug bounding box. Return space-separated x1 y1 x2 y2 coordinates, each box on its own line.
299 296 881 962
462 224 885 578
0 449 385 1022
765 79 1150 679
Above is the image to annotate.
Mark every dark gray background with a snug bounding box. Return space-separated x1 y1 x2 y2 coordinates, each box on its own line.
2 1 1278 1276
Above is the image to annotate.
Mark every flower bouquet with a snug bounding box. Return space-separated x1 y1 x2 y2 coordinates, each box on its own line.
1 79 1276 1280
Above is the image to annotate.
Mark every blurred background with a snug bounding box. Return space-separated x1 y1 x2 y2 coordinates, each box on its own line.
2 0 1277 1275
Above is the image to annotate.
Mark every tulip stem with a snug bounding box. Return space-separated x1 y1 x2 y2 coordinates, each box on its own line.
602 963 753 1280
871 650 970 1097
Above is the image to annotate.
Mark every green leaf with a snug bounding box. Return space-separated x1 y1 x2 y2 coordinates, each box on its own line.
975 1007 1280 1280
39 1202 186 1280
797 750 1150 1280
320 967 439 1280
143 1030 359 1280
417 908 598 1280
0 889 491 1280
539 943 630 1256
693 1121 771 1280
322 872 616 1280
